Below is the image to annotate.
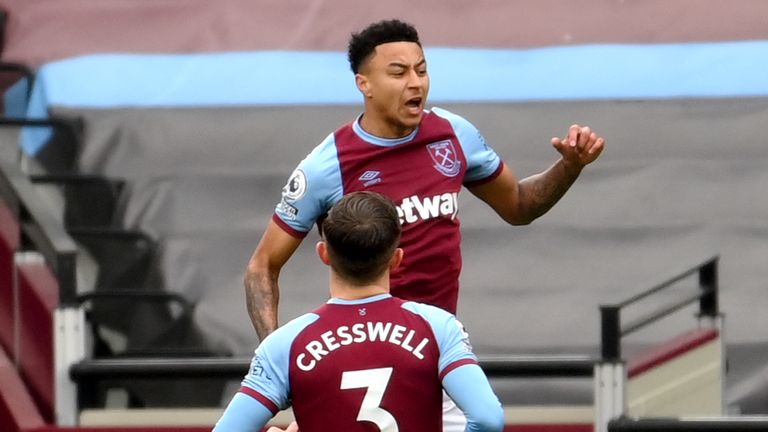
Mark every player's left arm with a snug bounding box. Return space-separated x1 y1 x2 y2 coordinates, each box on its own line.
429 309 503 431
468 124 605 225
406 299 504 431
443 364 504 432
213 392 274 432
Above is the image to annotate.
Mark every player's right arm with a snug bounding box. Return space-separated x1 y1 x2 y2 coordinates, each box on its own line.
214 314 318 431
244 133 343 340
212 392 274 431
245 222 303 340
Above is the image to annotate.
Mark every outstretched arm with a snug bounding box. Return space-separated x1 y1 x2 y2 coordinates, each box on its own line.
245 219 303 340
468 124 605 225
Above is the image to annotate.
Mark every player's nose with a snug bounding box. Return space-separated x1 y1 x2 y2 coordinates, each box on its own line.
406 69 423 87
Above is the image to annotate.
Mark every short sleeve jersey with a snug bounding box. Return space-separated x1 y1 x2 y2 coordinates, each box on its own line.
237 294 478 432
273 108 503 314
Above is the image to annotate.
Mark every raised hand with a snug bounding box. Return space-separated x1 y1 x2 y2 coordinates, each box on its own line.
551 124 605 168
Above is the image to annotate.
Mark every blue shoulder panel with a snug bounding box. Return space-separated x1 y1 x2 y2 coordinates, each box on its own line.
241 312 320 409
431 107 501 183
401 301 477 374
274 133 344 233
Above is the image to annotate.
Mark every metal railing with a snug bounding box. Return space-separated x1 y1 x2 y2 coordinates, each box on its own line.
0 158 77 304
600 256 719 361
70 354 598 383
66 257 723 423
609 417 768 431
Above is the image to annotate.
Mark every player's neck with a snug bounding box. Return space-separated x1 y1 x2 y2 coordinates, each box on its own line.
329 272 390 300
359 112 415 139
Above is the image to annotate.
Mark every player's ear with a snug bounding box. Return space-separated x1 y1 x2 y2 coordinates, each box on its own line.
316 241 331 266
389 248 404 271
356 73 372 98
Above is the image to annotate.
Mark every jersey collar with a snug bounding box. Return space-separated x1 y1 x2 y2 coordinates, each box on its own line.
352 114 420 147
327 293 392 305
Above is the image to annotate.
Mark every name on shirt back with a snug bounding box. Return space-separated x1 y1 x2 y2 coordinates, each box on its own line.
296 321 430 372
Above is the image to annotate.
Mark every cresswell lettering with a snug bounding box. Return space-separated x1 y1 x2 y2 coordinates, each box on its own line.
396 192 458 225
296 322 430 372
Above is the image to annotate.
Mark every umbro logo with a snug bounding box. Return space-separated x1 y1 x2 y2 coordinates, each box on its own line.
359 170 382 187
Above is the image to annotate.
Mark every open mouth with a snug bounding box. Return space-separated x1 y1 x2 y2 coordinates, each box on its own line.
405 97 423 113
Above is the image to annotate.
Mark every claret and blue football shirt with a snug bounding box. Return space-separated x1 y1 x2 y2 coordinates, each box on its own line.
273 108 503 314
214 294 502 431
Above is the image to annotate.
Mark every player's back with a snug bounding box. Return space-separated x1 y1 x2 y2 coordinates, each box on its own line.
288 295 444 431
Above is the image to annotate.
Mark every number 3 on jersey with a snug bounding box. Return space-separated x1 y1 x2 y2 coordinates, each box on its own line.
340 367 399 431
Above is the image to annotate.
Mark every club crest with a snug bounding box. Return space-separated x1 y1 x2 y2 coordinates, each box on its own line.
427 140 461 177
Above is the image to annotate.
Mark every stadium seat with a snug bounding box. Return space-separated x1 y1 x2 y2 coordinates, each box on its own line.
76 290 213 358
68 227 157 292
0 116 83 174
30 173 126 228
74 290 229 409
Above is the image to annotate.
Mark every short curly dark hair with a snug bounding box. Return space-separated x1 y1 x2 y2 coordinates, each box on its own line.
347 19 421 74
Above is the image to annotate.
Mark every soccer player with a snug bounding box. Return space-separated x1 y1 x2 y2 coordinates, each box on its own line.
245 18 604 337
215 192 504 432
245 18 604 430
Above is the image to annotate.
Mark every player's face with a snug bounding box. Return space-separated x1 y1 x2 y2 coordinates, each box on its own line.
357 41 430 138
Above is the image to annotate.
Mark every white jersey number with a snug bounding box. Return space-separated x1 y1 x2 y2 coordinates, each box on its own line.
340 367 398 431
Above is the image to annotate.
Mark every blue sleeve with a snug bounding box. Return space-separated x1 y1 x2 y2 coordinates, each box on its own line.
432 107 502 184
212 392 274 432
239 313 320 410
443 364 505 432
402 301 503 431
274 133 344 234
400 302 476 375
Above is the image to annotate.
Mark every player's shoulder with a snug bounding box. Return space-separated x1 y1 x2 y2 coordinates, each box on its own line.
428 106 474 127
427 107 481 141
288 131 342 193
301 132 339 167
400 300 455 325
260 312 320 348
280 312 321 335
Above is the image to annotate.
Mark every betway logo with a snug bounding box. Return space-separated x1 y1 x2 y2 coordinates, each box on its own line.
396 192 459 225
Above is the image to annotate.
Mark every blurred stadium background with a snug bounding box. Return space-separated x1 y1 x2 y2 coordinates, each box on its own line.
1 1 768 431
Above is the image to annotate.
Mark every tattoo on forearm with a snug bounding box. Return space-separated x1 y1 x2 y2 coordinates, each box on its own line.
531 177 566 205
521 177 565 219
245 272 279 341
522 161 580 219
